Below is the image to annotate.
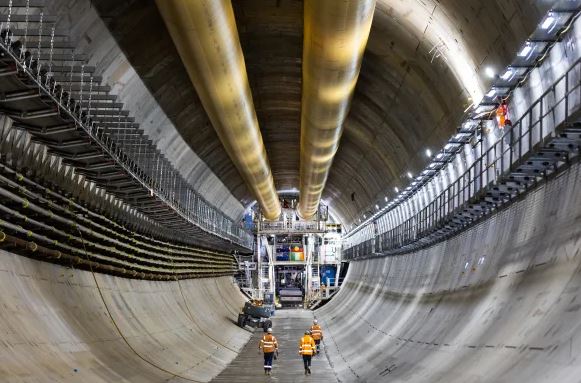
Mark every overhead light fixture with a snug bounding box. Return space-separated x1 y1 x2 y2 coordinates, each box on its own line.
394 187 399 193
407 172 413 179
518 43 534 58
484 66 495 78
463 122 477 132
500 68 514 81
384 196 388 202
541 14 555 30
363 214 366 219
375 204 379 210
426 148 432 157
486 88 497 98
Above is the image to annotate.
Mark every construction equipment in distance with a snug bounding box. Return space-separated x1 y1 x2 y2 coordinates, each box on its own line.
237 299 274 331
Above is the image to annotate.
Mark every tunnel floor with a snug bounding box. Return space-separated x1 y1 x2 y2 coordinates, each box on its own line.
212 309 338 382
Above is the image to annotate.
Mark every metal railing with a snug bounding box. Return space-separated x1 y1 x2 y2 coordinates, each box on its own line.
344 58 581 260
258 219 326 234
0 3 253 249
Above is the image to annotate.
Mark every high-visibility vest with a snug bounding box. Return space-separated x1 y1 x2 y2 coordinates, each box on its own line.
310 324 323 340
299 335 316 356
496 102 509 128
260 334 278 353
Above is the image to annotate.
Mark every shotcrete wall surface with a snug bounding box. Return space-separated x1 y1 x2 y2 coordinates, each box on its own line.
317 161 581 383
0 251 250 382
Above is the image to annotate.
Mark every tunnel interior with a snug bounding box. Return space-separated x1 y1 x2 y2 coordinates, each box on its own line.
0 0 580 382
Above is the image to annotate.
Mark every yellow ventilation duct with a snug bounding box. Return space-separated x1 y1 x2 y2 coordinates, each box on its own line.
297 0 376 219
156 0 281 220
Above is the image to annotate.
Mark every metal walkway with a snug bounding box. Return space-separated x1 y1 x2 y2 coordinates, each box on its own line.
344 57 581 260
212 309 338 383
0 2 252 252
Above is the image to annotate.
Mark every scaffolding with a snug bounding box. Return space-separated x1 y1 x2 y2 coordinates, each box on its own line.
239 198 341 307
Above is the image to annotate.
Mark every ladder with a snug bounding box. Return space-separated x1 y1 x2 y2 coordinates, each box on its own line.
311 265 320 294
257 235 275 299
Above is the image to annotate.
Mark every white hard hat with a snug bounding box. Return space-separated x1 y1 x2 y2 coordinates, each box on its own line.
267 328 273 333
313 319 318 324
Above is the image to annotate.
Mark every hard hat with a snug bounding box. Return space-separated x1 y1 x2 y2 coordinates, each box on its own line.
313 319 318 324
305 330 312 335
267 328 273 333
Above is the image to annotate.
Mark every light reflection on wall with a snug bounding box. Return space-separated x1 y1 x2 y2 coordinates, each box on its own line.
377 0 485 105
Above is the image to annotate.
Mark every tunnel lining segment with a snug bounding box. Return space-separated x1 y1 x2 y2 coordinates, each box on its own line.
317 159 581 382
0 249 251 382
75 228 205 383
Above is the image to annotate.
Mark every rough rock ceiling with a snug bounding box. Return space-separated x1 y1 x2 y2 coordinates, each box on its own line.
92 0 550 225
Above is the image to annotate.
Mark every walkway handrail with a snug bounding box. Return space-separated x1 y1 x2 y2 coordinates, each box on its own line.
0 15 253 249
344 57 581 260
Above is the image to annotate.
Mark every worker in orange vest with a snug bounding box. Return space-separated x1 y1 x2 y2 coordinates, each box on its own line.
299 330 316 375
310 319 323 355
496 100 512 129
259 328 278 375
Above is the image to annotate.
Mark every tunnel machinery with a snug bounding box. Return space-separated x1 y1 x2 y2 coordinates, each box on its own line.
248 196 345 308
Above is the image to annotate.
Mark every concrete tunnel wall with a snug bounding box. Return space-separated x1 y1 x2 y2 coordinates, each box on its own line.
316 160 581 383
1 162 579 383
0 250 251 382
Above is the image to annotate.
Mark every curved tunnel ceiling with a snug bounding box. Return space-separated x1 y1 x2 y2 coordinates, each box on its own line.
92 0 552 225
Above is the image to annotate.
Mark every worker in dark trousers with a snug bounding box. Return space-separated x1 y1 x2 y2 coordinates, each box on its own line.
310 319 323 354
259 328 278 375
299 330 316 375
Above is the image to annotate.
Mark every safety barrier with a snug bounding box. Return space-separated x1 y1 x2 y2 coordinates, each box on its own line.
258 220 326 234
344 57 581 260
